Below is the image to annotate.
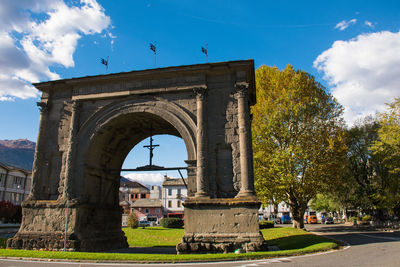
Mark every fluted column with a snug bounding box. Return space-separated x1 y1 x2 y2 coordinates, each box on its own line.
29 101 49 200
194 87 209 198
235 83 255 197
62 100 80 199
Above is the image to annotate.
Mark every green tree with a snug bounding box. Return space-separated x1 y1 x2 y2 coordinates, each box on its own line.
345 116 392 220
311 193 341 214
372 98 400 173
127 212 139 228
252 65 346 229
371 98 400 216
345 117 377 212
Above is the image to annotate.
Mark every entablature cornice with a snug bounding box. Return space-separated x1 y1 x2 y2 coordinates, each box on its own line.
32 59 256 102
71 83 207 101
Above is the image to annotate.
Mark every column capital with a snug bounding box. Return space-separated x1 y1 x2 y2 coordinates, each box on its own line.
36 101 49 113
72 100 80 111
193 86 207 100
235 82 249 98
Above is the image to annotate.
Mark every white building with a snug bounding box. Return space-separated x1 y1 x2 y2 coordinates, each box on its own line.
259 201 324 221
150 185 161 199
161 175 187 214
0 162 31 205
259 201 291 219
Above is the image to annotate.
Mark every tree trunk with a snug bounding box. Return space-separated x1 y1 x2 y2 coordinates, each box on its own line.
343 207 347 222
273 203 279 217
291 203 307 229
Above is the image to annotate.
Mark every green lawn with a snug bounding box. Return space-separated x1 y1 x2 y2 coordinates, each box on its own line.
0 227 339 262
262 227 335 250
123 226 184 247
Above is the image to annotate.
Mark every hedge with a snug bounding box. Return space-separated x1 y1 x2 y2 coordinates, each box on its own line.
0 201 22 223
160 218 184 228
259 220 274 229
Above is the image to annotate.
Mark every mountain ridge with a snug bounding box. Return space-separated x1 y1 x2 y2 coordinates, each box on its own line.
0 139 35 171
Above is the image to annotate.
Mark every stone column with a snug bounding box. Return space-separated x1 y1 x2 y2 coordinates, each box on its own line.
184 160 197 197
235 83 255 197
193 87 209 198
63 100 80 199
29 101 49 200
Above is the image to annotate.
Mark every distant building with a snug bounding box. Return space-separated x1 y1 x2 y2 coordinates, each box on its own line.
131 198 163 224
150 185 161 199
259 201 291 218
161 175 187 215
0 162 31 205
119 178 149 202
119 177 150 213
120 176 188 224
259 201 324 222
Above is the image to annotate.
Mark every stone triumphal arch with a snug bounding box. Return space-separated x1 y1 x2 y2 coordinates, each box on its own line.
8 60 266 253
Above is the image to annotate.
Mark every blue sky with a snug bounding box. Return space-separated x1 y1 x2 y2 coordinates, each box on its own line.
1 0 399 185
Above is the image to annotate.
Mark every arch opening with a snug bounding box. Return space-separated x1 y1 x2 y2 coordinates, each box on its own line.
80 112 192 206
121 134 188 182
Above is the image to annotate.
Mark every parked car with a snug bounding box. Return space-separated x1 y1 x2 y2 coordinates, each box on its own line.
139 220 150 227
269 214 280 224
325 217 334 224
307 215 318 224
281 215 292 224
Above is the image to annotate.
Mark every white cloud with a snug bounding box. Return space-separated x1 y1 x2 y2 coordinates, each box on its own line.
365 21 373 28
335 19 357 31
0 0 112 101
314 31 400 126
123 173 164 187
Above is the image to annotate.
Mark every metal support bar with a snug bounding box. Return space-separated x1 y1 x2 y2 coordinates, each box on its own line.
177 169 188 189
118 167 188 172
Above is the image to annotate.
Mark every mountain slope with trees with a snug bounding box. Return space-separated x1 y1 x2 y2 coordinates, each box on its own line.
0 139 35 170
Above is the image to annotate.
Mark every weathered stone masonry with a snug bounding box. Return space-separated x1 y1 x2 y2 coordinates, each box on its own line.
8 60 266 253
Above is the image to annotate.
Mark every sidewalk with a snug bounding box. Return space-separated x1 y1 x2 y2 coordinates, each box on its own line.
0 223 20 228
0 224 19 238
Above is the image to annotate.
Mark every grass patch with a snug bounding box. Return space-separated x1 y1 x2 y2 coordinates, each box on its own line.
262 227 333 250
123 226 183 247
0 227 339 262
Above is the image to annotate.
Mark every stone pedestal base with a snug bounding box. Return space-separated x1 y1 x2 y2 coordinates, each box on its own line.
7 199 128 251
177 197 267 254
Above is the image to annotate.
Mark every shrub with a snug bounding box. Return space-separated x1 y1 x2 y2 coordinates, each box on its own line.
0 201 21 223
160 218 184 228
349 216 357 222
259 220 274 229
0 237 7 249
13 205 22 223
362 215 372 222
127 212 139 229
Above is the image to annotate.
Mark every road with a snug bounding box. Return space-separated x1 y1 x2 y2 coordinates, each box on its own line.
1 224 400 267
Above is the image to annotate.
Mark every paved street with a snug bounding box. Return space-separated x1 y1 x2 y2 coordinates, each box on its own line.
2 224 400 267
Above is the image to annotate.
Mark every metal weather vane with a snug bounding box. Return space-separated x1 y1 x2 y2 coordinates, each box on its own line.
150 41 157 67
201 44 208 62
100 56 109 72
